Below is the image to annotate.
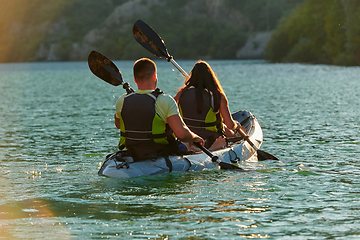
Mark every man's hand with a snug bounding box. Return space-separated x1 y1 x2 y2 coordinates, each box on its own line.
189 134 205 149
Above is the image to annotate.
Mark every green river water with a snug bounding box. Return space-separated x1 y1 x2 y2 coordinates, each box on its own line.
0 60 359 239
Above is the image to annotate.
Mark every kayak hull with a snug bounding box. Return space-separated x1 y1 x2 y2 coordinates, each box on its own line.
98 110 262 178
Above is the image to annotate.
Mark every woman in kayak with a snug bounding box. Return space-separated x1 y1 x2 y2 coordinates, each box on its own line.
174 60 246 150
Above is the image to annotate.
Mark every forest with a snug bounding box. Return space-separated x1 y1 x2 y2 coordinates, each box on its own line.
9 0 360 66
0 0 303 63
265 0 360 66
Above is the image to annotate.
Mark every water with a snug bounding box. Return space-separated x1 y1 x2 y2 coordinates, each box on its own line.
0 59 359 239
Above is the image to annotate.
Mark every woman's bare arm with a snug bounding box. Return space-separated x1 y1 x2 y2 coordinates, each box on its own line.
173 90 181 103
219 95 237 130
114 114 121 130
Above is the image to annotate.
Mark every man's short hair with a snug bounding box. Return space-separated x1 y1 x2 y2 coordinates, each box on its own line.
133 58 156 82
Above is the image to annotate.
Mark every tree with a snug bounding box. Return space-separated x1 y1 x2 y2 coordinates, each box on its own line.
266 0 360 65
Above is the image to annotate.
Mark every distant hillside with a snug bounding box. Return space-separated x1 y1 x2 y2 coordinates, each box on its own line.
265 0 360 66
0 0 303 62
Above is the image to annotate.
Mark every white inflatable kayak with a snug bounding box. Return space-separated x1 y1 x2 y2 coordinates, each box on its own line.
98 110 263 178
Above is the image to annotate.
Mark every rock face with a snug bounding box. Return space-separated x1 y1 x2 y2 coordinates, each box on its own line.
236 32 272 59
36 0 163 61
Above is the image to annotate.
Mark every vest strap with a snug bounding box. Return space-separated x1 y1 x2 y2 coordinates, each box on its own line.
121 131 169 139
163 155 173 173
183 117 222 128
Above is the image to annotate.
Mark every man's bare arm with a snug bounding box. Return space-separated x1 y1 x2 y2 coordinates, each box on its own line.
167 114 204 144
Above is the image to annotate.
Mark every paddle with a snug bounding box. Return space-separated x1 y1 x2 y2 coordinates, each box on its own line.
133 19 188 77
87 50 134 94
193 143 247 171
236 129 279 161
133 19 279 162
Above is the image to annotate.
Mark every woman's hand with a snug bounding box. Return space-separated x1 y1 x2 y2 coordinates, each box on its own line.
235 121 247 133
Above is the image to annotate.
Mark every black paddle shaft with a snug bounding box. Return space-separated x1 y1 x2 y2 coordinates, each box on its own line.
194 143 219 163
193 142 247 171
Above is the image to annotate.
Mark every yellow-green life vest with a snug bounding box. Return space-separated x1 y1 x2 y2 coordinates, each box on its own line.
119 89 175 158
178 87 224 146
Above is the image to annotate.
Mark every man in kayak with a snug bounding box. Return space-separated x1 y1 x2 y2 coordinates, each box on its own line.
114 58 204 160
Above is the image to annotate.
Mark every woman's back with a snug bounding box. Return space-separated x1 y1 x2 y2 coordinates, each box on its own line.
178 87 223 146
175 60 243 149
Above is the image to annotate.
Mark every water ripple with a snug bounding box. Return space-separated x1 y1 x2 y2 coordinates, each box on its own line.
1 61 360 239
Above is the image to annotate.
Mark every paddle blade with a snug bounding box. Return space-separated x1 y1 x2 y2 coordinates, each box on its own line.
193 142 247 171
219 162 248 171
88 51 123 86
257 149 279 161
133 19 170 59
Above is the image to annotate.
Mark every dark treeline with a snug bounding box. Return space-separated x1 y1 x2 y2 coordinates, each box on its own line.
265 0 360 66
1 0 304 62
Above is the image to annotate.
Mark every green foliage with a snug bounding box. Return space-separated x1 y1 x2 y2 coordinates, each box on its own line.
64 0 128 41
55 39 73 61
324 0 346 61
266 0 360 65
284 38 317 63
224 0 304 31
89 3 249 61
342 0 360 64
263 18 291 62
208 23 247 59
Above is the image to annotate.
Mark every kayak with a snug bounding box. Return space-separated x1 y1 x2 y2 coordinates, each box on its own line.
98 110 263 178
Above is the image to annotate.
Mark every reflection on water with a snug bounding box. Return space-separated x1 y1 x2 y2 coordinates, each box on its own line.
1 61 360 238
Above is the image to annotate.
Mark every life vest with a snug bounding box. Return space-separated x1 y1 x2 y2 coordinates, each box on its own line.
119 89 176 160
178 87 224 147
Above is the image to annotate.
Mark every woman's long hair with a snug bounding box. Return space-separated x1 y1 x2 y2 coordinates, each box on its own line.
180 60 225 114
